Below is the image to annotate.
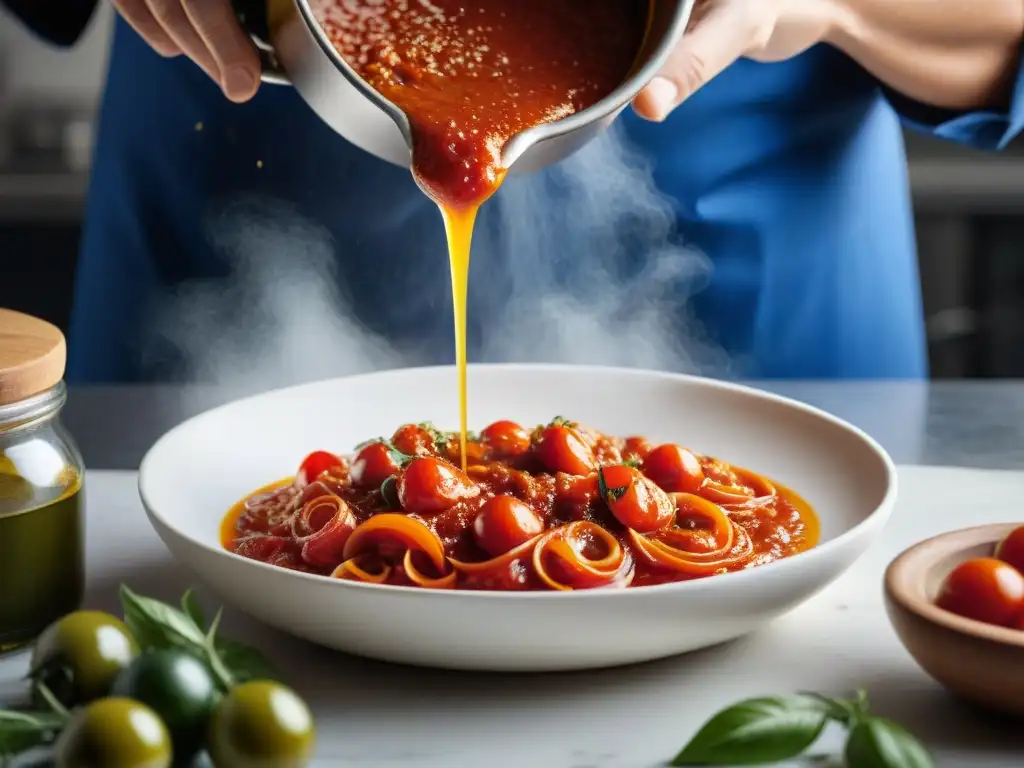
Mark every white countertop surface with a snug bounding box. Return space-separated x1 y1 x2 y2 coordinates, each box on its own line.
4 467 1024 767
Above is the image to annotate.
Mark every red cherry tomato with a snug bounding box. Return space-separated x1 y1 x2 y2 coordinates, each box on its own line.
473 495 544 557
599 464 675 533
481 420 531 457
642 444 705 494
622 436 653 462
296 451 344 487
350 442 400 489
936 557 1024 627
391 424 438 456
397 457 479 515
994 525 1024 574
534 423 596 476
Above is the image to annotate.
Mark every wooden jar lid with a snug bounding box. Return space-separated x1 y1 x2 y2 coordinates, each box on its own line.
0 309 67 407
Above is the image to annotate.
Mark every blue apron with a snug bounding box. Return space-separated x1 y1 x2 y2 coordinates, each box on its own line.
67 17 1024 382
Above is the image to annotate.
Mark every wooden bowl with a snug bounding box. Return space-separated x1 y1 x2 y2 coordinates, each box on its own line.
885 522 1024 717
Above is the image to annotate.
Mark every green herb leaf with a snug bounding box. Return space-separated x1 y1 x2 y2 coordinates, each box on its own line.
597 468 628 503
181 589 206 631
671 695 830 766
417 422 448 444
120 584 206 651
0 710 64 757
623 456 642 469
214 637 276 684
380 475 400 509
353 436 387 451
844 717 934 768
799 691 860 726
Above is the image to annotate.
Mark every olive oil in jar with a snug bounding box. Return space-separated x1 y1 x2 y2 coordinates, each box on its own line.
0 309 85 653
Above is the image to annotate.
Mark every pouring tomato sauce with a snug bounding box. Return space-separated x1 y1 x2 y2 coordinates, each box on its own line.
311 0 650 468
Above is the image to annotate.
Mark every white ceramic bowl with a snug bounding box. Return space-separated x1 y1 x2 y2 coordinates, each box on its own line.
138 364 896 672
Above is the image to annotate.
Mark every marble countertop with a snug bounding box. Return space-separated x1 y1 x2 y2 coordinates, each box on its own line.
64 381 1024 471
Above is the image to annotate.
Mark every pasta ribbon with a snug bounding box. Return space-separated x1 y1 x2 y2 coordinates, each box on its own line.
531 521 634 591
343 513 448 573
630 493 754 576
699 466 777 509
295 494 358 570
331 555 393 584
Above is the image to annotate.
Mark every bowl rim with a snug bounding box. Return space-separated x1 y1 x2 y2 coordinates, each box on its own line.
138 363 899 600
884 522 1024 648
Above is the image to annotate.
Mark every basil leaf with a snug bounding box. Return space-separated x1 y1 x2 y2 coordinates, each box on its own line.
181 589 206 631
799 691 860 726
845 717 934 768
671 695 829 766
214 637 276 684
120 584 206 651
0 711 64 758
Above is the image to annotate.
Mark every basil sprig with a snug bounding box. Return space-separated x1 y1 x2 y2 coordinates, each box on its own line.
672 690 933 768
119 586 274 691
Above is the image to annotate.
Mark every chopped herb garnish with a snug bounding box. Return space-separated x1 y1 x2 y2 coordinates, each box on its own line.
597 467 629 503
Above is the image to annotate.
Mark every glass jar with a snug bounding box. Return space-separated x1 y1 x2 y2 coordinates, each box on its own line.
0 309 84 653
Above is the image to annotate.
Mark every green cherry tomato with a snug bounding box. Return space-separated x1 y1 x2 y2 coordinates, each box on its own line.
207 680 315 768
31 611 139 706
54 697 172 768
111 649 218 764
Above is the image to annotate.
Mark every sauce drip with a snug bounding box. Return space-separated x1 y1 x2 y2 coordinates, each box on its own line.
314 0 650 466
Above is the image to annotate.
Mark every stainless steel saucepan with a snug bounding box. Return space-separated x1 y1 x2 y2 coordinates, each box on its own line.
239 0 695 173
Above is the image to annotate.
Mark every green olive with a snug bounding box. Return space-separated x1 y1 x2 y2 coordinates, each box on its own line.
111 649 217 764
31 611 139 706
207 681 315 768
54 697 172 768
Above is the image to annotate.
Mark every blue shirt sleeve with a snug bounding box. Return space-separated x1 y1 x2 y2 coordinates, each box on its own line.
888 45 1024 151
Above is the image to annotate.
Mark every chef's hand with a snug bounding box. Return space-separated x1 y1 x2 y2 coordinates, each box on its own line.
112 0 261 103
633 0 839 120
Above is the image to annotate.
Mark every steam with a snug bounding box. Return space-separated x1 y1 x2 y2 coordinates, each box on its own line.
151 124 729 394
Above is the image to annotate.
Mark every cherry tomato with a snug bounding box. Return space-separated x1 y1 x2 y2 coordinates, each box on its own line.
296 451 343 487
622 436 653 461
473 495 544 557
936 557 1024 627
1014 612 1024 631
599 464 675 533
995 525 1024 574
481 420 531 457
642 444 705 494
397 457 479 515
350 442 400 489
534 423 596 476
391 424 438 456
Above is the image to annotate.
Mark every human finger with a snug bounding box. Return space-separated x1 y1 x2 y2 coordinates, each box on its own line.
633 1 761 121
145 0 222 83
182 0 262 102
112 0 182 57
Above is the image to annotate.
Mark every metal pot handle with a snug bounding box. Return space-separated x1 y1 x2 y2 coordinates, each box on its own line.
232 0 290 86
250 36 290 86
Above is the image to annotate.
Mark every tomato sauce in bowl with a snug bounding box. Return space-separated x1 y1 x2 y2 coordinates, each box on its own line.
221 418 820 591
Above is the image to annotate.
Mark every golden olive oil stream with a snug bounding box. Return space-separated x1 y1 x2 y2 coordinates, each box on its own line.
441 205 479 471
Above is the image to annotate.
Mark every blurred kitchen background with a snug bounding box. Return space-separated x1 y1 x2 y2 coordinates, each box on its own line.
2 5 1024 379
